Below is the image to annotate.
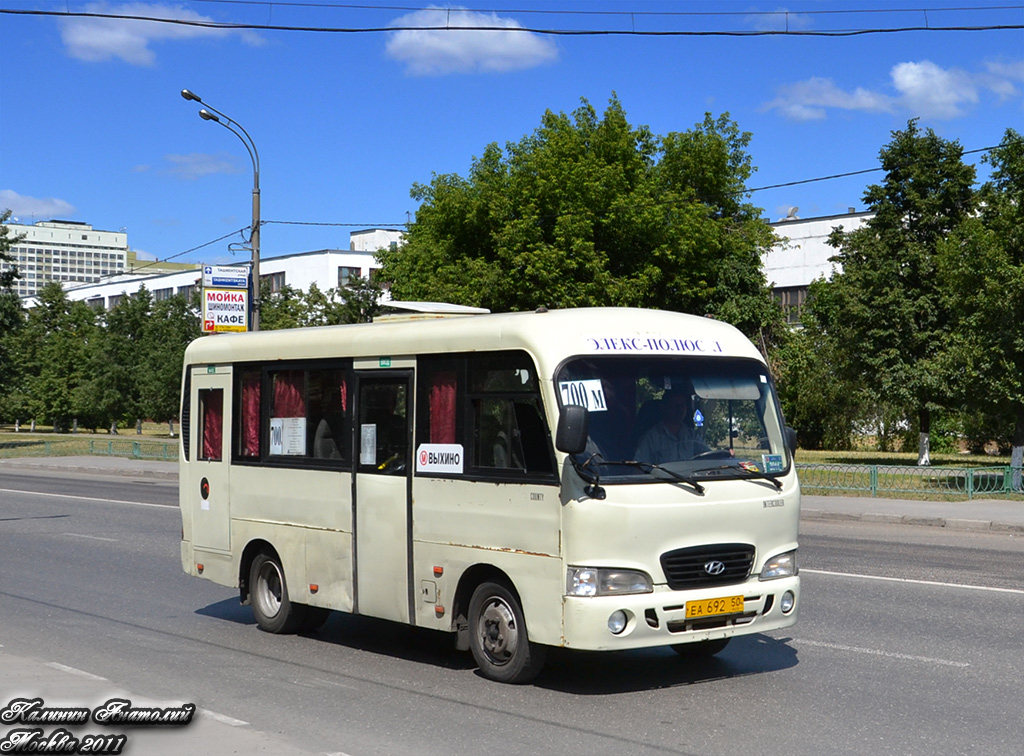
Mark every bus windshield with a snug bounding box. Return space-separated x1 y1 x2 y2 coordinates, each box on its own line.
555 356 790 483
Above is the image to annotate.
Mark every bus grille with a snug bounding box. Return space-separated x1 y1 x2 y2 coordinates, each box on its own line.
660 543 755 590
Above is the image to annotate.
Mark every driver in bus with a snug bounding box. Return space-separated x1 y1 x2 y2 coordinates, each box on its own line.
633 389 709 464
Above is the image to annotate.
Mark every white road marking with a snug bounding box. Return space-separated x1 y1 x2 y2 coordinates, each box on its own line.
45 662 251 729
198 709 249 727
0 487 168 509
792 638 970 668
802 568 1024 595
62 533 118 542
45 662 109 681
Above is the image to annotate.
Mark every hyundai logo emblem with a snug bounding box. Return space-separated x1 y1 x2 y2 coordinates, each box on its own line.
704 560 726 576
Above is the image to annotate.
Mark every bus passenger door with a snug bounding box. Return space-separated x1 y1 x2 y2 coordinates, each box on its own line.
354 372 413 624
190 366 231 553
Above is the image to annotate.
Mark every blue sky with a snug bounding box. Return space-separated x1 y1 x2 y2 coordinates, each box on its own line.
1 1 1021 267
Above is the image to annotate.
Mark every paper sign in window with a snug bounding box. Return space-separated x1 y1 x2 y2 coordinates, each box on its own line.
270 417 307 456
360 424 377 465
558 379 607 412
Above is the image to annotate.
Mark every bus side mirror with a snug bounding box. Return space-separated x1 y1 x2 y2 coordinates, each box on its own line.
785 426 798 459
556 405 589 455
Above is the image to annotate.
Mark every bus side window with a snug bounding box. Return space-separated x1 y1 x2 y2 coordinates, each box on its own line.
512 400 552 473
475 398 521 470
199 388 224 461
236 370 261 459
311 371 349 461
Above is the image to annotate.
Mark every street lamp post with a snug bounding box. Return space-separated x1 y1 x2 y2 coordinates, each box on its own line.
180 89 261 331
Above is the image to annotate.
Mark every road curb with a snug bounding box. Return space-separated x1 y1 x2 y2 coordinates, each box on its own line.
801 508 1024 534
0 459 178 482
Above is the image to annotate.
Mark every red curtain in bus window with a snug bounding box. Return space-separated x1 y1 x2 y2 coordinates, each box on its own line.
240 372 260 457
273 371 306 417
201 389 223 461
429 371 456 443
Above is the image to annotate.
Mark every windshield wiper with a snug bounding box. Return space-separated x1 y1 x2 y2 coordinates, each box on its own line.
570 454 706 496
607 459 706 495
692 464 783 490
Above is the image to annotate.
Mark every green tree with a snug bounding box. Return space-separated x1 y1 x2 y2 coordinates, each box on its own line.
937 129 1024 485
260 278 384 330
824 120 976 464
775 279 862 450
0 211 27 421
259 283 310 331
323 276 382 324
140 293 200 431
79 287 154 432
18 282 96 431
1 210 22 290
376 97 781 342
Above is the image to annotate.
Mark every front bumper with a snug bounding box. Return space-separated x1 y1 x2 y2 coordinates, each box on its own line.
560 575 799 651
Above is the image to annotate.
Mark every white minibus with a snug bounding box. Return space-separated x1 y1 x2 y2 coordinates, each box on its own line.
179 307 799 683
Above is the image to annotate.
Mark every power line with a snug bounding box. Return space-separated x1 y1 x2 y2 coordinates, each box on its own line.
2 6 1021 35
263 220 405 227
97 226 249 282
745 142 999 192
180 1 1024 19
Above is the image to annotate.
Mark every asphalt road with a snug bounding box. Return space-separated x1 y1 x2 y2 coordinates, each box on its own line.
1 471 1021 756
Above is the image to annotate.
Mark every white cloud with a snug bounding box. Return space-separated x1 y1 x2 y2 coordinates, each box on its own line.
386 6 558 76
982 60 1024 100
0 190 77 219
164 153 243 180
985 59 1024 82
59 2 263 66
764 59 1022 121
890 61 978 119
762 77 895 121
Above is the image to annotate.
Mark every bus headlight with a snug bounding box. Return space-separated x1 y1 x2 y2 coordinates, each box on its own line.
567 568 653 597
759 550 798 580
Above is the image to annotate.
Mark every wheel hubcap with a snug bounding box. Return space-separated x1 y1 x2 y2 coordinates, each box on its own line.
479 598 518 664
256 562 283 618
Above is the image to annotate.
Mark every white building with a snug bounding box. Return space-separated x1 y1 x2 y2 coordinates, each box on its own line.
765 210 872 323
32 246 385 312
349 228 404 253
1 219 129 298
9 213 871 326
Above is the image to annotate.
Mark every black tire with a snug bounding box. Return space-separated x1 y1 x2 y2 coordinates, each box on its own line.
671 638 730 658
249 553 304 634
468 581 546 684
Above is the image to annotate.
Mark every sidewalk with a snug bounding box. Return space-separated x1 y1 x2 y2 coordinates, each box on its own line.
801 494 1024 533
0 454 178 481
1 455 1022 533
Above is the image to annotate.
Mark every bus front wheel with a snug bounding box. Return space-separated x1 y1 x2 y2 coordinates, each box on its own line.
250 553 304 634
468 581 545 684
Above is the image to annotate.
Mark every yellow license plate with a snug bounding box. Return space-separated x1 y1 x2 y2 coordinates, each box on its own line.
685 595 744 619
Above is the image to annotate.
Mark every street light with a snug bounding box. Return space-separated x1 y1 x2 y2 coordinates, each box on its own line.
180 88 261 331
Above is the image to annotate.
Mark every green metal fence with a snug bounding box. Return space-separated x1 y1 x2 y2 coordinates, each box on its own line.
0 438 179 461
797 463 1023 499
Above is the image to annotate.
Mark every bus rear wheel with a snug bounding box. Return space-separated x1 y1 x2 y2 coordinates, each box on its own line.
468 581 545 684
250 553 304 634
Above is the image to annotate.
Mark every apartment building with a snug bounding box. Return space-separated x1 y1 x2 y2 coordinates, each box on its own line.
1 219 129 298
